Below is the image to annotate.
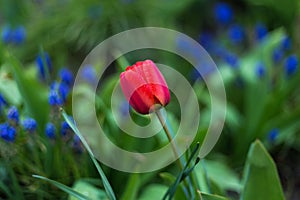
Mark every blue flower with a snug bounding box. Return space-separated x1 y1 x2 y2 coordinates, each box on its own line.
255 62 266 78
1 26 12 44
281 36 291 51
0 94 7 105
12 26 26 45
272 48 283 64
0 123 16 142
48 90 62 106
284 54 298 76
60 121 71 136
199 32 214 50
45 122 56 139
36 52 52 81
255 23 268 41
268 128 279 143
81 65 98 85
228 24 245 44
0 94 7 111
214 2 233 25
7 106 19 123
59 68 74 87
1 25 26 45
72 135 83 153
22 118 37 133
190 63 216 81
58 82 70 103
224 52 239 68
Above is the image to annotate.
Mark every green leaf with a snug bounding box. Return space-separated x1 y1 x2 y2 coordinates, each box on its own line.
0 71 21 105
196 159 242 192
32 175 91 200
200 192 228 200
241 140 285 200
69 180 108 200
62 110 116 200
121 173 140 200
139 184 168 200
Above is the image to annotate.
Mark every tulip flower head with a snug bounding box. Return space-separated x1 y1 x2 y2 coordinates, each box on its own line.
120 60 170 114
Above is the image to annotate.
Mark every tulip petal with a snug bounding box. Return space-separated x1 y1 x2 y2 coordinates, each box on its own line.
141 60 170 106
120 70 154 114
120 60 170 114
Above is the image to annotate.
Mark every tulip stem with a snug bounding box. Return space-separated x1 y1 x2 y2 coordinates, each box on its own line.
155 109 183 170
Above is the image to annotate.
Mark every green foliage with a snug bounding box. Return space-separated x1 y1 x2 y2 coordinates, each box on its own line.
241 140 285 200
33 175 92 200
62 110 116 200
0 0 299 199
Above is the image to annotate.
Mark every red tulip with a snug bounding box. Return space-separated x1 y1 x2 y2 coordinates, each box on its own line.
120 60 170 114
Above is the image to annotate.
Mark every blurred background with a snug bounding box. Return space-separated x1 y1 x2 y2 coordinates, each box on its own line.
0 0 299 199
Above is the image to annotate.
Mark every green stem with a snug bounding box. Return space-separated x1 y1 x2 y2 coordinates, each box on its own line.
156 109 194 199
155 109 183 170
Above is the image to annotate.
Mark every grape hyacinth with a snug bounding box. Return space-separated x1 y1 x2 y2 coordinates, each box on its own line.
255 62 266 78
228 24 245 44
7 106 19 124
255 23 268 41
81 65 98 85
284 54 298 76
36 52 52 81
12 26 26 45
0 93 7 111
45 122 56 139
22 118 37 133
281 36 291 51
272 48 284 64
48 90 62 106
214 2 233 25
0 123 16 142
61 121 71 137
1 26 11 44
1 25 26 45
224 52 239 68
268 128 279 143
59 68 74 87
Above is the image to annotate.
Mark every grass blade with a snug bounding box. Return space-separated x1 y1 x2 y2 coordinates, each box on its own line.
32 175 91 200
61 109 116 200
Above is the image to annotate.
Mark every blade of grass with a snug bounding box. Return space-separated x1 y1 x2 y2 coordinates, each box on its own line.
61 109 116 200
32 175 91 200
0 181 13 199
